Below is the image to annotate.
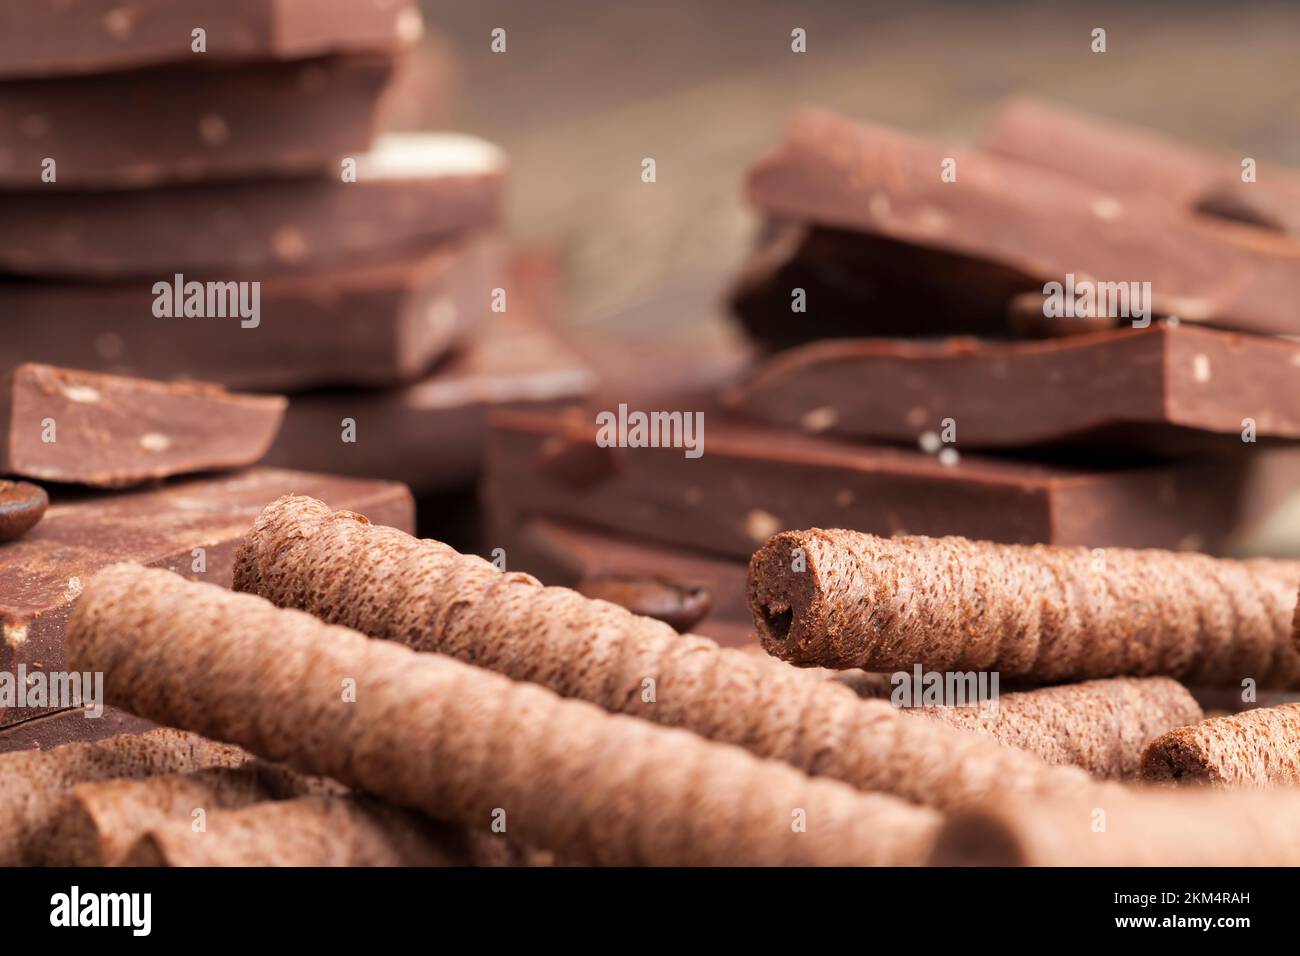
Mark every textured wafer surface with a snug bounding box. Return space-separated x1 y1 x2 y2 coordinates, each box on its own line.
1140 702 1300 787
233 495 1094 810
0 729 249 865
68 563 940 866
748 529 1300 686
915 677 1203 779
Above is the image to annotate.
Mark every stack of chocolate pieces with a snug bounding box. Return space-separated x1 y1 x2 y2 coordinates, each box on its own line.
0 0 593 511
483 99 1300 644
0 362 414 752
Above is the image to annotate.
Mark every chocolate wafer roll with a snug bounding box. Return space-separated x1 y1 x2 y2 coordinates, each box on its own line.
747 529 1300 686
931 787 1300 865
915 678 1202 780
68 564 940 866
0 729 248 866
1139 703 1300 787
233 496 1094 810
122 795 540 868
46 766 274 866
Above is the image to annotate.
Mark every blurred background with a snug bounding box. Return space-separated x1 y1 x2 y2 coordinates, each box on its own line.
402 0 1300 365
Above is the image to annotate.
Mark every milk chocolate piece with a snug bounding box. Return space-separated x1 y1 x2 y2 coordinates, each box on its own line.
731 222 1038 348
0 0 422 79
0 467 413 727
0 706 154 754
748 111 1300 338
1 364 286 487
497 516 753 645
263 256 594 493
724 324 1300 454
0 235 501 391
485 408 1250 560
983 97 1300 236
0 479 47 541
0 55 394 190
0 133 505 278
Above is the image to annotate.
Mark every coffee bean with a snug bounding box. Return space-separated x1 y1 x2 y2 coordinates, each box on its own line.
0 480 48 542
577 573 711 632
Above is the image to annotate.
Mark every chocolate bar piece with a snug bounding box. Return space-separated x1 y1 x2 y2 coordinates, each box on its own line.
484 407 1251 561
747 111 1300 338
262 255 594 493
0 466 413 727
723 324 1300 455
983 97 1300 236
0 133 505 278
0 234 500 391
1 364 286 488
0 55 393 190
0 707 154 754
494 516 753 646
731 222 1036 348
0 0 422 79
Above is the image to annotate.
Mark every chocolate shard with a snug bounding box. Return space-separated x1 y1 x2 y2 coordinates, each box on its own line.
0 0 422 79
485 407 1253 560
0 706 154 754
0 54 394 190
731 222 1041 347
0 479 47 542
495 516 753 646
261 254 594 493
723 323 1300 455
1 364 287 488
747 110 1300 338
982 97 1300 236
0 466 413 728
0 133 505 278
0 234 501 391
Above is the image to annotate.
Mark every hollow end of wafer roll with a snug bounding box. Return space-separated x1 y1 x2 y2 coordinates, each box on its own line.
1138 733 1219 786
926 811 1030 867
747 529 875 667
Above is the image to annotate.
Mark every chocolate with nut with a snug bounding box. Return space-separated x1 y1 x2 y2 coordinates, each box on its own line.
0 133 505 278
723 323 1300 455
0 467 413 728
1 364 286 488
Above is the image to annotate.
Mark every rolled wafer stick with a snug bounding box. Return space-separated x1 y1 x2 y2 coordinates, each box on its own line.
46 766 275 866
68 564 941 866
914 678 1202 780
930 787 1300 865
233 496 1094 810
0 728 248 866
1139 702 1300 787
122 794 542 868
747 529 1300 686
